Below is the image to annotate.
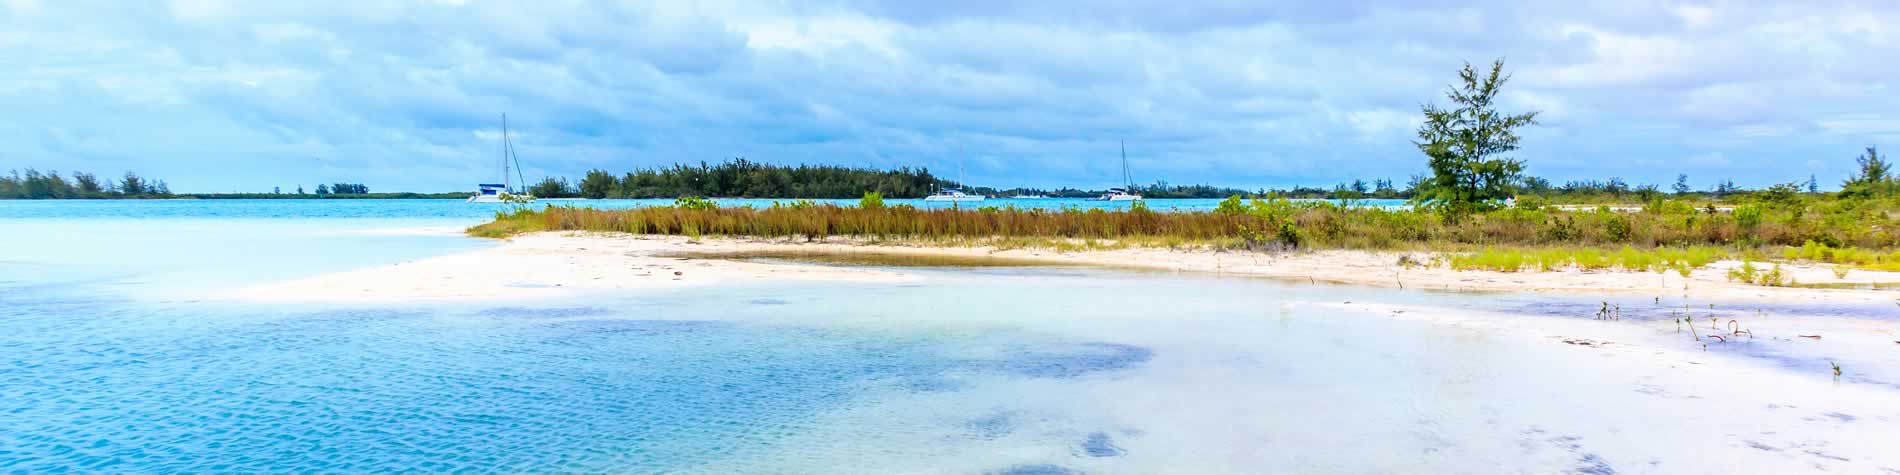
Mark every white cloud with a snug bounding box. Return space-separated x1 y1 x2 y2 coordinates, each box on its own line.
1 0 1895 191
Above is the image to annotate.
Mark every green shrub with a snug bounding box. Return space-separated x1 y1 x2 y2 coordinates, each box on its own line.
858 191 885 210
674 196 717 210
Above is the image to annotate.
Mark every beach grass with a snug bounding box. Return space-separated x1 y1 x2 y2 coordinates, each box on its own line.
467 195 1900 284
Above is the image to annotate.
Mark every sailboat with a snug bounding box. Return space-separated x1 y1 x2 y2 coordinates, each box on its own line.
924 147 986 202
1097 141 1143 201
468 114 536 203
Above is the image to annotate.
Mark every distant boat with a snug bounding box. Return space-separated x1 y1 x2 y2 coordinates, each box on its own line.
1096 141 1143 202
1009 194 1051 199
469 114 535 203
925 147 986 202
925 187 985 202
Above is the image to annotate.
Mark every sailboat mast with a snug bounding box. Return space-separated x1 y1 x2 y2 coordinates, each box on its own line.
502 114 513 192
1120 141 1131 189
502 113 527 194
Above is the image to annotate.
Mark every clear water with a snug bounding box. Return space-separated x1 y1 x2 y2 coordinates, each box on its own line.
0 197 1411 220
4 200 1898 473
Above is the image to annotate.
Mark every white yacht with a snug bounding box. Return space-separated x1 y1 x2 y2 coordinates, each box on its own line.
924 187 986 202
469 114 536 203
1095 141 1143 202
1098 187 1142 201
924 149 986 202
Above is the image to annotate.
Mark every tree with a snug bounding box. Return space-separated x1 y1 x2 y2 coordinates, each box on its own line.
1808 174 1818 193
121 172 146 195
529 177 571 198
1349 179 1370 194
74 172 102 194
296 185 305 195
1672 174 1692 195
273 186 281 194
315 184 330 196
1712 179 1739 197
1411 59 1540 216
1842 146 1891 198
579 169 615 199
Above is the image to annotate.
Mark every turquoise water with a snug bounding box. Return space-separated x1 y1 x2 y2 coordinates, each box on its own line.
5 200 1899 473
0 197 1410 220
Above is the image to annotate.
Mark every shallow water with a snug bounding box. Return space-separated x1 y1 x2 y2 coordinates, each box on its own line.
4 201 1899 473
0 197 1409 220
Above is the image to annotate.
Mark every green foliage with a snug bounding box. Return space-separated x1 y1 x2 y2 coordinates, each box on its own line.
1513 195 1546 211
1734 205 1763 230
1840 146 1893 199
604 158 943 199
1726 260 1791 287
673 196 717 210
1412 59 1540 217
1446 246 1724 273
858 191 885 210
2 169 178 199
578 169 615 199
327 183 369 194
1215 195 1246 215
529 177 573 198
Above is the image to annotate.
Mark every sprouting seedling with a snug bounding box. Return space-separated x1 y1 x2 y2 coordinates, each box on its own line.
1684 317 1700 342
1831 361 1842 380
1710 317 1720 331
1614 304 1621 321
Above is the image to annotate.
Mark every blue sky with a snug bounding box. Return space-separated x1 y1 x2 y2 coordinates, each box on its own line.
3 0 1897 192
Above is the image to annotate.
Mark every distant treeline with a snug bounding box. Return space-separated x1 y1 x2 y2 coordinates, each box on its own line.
1 169 172 199
3 157 1852 203
532 159 945 199
0 169 431 200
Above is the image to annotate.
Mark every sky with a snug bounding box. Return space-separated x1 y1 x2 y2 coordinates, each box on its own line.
3 0 1897 193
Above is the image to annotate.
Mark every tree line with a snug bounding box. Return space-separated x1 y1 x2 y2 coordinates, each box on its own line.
0 169 405 200
1 169 172 199
528 159 947 199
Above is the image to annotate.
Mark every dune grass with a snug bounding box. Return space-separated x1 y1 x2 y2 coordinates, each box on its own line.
468 195 1900 285
1441 246 1724 274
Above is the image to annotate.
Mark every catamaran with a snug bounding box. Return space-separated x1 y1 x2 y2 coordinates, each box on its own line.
469 114 535 203
924 148 986 202
1096 141 1143 201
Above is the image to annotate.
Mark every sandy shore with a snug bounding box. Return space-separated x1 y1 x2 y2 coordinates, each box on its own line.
224 231 1900 304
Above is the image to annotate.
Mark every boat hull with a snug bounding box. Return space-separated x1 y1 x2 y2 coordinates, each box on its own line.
923 196 987 202
467 193 535 203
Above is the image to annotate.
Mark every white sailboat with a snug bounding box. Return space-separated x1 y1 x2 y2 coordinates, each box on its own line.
1097 141 1143 201
924 148 986 202
469 114 536 203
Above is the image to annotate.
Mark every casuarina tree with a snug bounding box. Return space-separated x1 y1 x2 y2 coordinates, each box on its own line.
1412 59 1540 218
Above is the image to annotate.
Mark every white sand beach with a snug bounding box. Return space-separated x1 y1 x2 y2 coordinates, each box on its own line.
226 231 1900 305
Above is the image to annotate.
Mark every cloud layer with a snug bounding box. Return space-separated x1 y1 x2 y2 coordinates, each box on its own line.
3 0 1896 192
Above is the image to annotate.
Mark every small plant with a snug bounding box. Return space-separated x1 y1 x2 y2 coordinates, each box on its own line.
674 196 717 210
1831 361 1842 380
858 191 885 210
